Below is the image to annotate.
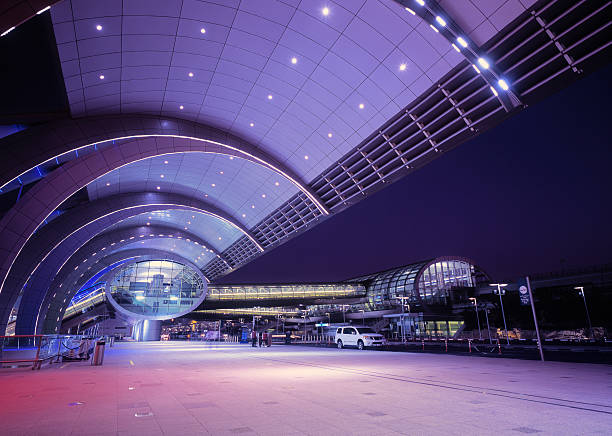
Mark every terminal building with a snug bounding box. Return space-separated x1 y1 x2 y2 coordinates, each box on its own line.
0 0 609 342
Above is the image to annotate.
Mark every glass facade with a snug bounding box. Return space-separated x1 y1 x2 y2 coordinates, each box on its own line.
417 260 475 305
353 258 477 311
108 260 206 317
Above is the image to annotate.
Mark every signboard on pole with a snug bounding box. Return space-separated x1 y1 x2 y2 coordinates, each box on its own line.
518 279 531 306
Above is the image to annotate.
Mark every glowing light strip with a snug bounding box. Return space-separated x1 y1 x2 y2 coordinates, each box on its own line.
2 134 329 215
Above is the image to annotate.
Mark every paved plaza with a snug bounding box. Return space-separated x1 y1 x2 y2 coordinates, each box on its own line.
0 342 611 435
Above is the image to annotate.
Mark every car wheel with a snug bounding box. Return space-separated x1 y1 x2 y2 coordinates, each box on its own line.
337 340 343 349
357 340 364 350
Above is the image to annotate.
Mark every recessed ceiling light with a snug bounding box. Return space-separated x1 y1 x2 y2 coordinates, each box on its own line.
96 24 103 31
99 75 105 80
146 222 150 225
275 181 279 186
211 183 216 187
218 237 222 240
179 105 184 110
477 57 490 69
267 94 273 100
304 155 309 160
229 156 234 160
160 174 164 178
415 0 425 6
404 7 416 15
435 16 446 27
200 28 206 34
358 103 364 109
327 132 332 138
452 43 460 52
242 213 246 218
457 37 468 48
106 182 110 186
187 221 191 225
429 24 439 33
250 122 254 127
188 72 194 77
156 186 161 190
322 7 330 16
251 204 255 209
291 57 298 64
399 63 407 71
219 171 224 175
261 194 266 198
164 160 168 164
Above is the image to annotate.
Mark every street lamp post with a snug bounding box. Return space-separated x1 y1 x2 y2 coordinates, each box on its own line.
302 314 307 342
491 283 510 345
483 306 492 344
340 304 349 324
360 309 365 325
468 297 482 340
574 286 593 338
396 296 410 342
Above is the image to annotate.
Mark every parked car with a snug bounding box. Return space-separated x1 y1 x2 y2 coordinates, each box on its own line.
335 326 385 350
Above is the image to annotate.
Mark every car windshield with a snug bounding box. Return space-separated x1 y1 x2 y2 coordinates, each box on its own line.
357 327 376 334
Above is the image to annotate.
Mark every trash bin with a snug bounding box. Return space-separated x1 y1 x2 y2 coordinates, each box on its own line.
91 341 105 366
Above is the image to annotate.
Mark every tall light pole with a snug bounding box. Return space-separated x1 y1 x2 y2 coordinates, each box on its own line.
396 296 410 342
340 304 349 324
468 297 482 340
483 305 492 344
360 309 365 325
491 283 509 345
574 286 592 338
302 314 307 342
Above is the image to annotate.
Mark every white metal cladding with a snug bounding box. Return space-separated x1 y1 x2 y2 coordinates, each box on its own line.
88 152 298 229
203 0 611 279
51 0 529 183
108 209 241 252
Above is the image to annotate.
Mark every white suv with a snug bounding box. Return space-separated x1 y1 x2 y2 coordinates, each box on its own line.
335 326 385 350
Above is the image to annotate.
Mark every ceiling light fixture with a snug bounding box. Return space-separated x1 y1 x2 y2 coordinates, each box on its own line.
328 132 332 138
498 79 509 91
37 6 51 14
106 182 110 186
405 7 416 15
359 103 364 109
188 72 194 77
156 186 161 190
429 24 439 33
179 105 184 110
275 181 279 186
304 155 309 160
164 160 168 164
96 24 103 31
211 183 216 187
200 28 206 34
291 57 298 64
415 0 425 6
267 94 273 100
477 57 490 69
250 122 254 127
457 37 468 48
261 194 266 198
452 43 460 52
99 75 105 80
435 16 446 27
399 63 407 71
322 7 330 16
160 174 164 178
490 86 498 97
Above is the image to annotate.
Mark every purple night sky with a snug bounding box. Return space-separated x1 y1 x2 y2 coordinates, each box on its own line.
219 63 612 284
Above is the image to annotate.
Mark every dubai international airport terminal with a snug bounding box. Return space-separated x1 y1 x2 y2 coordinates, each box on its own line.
0 1 611 435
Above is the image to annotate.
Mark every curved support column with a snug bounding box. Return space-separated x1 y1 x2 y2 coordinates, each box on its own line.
16 225 221 335
0 115 328 215
0 192 254 334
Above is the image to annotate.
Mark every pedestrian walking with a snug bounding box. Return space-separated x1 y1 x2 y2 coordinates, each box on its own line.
262 331 268 348
258 331 263 347
251 329 257 347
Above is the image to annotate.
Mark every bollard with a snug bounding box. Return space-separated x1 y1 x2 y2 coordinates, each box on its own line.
422 340 425 351
468 339 472 353
91 340 106 366
497 339 502 355
445 338 448 353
